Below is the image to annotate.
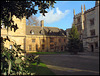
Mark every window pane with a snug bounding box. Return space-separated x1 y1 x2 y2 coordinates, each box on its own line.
32 39 35 42
50 44 54 49
90 18 94 26
95 42 98 48
29 45 32 51
42 39 45 43
50 38 54 42
90 29 95 36
42 44 45 50
59 39 61 42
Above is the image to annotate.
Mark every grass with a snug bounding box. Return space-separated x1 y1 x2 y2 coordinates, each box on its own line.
29 51 69 55
25 62 55 75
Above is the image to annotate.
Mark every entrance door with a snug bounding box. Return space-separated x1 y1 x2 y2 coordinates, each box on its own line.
91 45 94 52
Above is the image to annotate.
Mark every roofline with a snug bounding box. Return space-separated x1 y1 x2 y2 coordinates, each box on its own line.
26 25 59 29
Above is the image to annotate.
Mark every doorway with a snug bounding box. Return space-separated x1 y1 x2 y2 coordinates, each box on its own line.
91 45 94 52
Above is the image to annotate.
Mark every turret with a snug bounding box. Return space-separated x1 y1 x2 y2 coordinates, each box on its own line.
84 4 86 12
73 9 75 16
81 5 83 14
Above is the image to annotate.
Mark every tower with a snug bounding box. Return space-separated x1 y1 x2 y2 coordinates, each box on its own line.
81 5 84 30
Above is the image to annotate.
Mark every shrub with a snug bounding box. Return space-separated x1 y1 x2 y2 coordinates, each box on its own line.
1 36 40 75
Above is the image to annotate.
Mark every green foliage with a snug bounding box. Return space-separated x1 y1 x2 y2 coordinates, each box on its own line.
1 37 40 75
67 24 82 54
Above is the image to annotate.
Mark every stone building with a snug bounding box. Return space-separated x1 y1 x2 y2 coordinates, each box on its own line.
1 16 67 53
73 1 99 52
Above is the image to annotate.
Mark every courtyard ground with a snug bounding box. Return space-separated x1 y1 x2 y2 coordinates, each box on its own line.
39 52 99 75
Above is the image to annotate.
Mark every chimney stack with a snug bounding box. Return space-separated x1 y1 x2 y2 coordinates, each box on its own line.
41 20 44 27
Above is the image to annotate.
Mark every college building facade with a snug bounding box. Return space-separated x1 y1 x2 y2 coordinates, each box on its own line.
72 1 99 52
1 15 67 53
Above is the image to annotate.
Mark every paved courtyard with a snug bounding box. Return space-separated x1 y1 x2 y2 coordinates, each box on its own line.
39 52 99 75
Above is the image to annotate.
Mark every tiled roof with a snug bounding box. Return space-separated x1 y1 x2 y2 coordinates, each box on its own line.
26 25 66 36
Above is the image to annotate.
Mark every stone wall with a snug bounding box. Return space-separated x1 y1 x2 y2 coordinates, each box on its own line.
25 35 67 53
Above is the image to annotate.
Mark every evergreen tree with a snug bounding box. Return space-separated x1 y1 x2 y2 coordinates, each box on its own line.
67 24 80 54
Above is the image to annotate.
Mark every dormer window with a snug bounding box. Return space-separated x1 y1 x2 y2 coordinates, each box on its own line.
30 30 34 35
32 32 34 34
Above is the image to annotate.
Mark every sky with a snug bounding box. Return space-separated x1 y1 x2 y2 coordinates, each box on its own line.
27 1 95 30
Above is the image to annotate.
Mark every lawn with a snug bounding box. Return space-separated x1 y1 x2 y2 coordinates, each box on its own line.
25 62 55 75
29 51 69 55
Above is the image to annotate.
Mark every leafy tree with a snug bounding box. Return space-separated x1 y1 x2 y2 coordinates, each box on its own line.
67 24 81 54
1 0 56 75
26 15 40 26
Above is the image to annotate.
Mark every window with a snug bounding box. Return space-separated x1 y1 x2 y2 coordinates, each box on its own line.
42 44 45 50
95 42 98 48
10 45 13 49
50 38 54 42
77 17 80 22
29 45 32 51
32 39 35 42
50 44 54 49
77 25 81 31
32 32 34 34
59 39 61 42
61 46 63 51
42 39 45 43
30 30 34 35
80 35 82 39
90 18 94 26
64 39 66 42
90 29 95 36
36 44 38 50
